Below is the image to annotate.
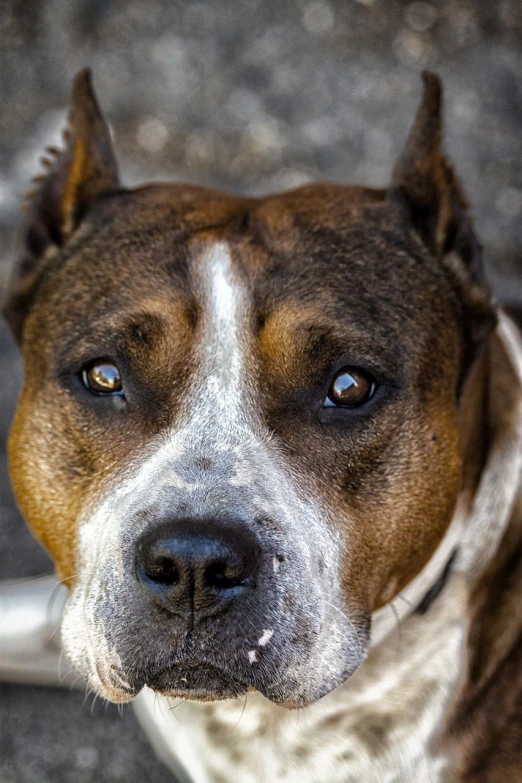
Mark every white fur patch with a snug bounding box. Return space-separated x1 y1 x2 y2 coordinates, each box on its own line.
200 241 246 422
258 629 274 647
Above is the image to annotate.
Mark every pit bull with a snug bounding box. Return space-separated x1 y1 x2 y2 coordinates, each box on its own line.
4 70 522 782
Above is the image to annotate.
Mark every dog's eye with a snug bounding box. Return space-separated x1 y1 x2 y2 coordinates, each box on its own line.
324 367 376 408
82 361 123 395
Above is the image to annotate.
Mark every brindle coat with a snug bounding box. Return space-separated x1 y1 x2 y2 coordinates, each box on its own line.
3 70 522 781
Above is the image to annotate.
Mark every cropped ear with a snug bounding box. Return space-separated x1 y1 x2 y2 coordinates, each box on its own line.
3 68 120 342
387 71 496 365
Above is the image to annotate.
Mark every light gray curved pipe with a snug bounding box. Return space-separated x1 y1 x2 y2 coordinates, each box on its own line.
0 575 76 688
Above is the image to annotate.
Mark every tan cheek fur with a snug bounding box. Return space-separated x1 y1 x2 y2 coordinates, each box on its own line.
9 392 81 580
339 401 462 612
8 380 123 581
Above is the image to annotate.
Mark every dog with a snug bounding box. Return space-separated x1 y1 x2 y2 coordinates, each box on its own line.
3 69 522 783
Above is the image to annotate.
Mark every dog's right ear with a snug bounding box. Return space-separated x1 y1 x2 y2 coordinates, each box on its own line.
3 68 120 343
387 71 496 371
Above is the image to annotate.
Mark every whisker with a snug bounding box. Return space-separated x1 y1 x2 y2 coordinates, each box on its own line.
46 575 77 645
90 692 100 715
231 692 248 730
57 648 80 687
58 649 65 682
3 572 56 586
83 685 93 706
47 625 60 645
46 573 76 628
395 592 414 608
389 600 402 660
68 674 81 691
324 600 363 659
166 698 182 723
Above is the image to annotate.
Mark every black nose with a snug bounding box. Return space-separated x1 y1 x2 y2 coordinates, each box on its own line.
136 519 260 616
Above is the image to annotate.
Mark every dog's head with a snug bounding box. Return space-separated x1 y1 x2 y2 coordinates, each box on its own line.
3 71 496 706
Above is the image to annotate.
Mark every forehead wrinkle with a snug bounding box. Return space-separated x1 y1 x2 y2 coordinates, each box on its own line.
56 297 194 361
258 302 411 380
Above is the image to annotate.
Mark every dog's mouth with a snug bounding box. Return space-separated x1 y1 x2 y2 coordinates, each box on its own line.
145 660 249 701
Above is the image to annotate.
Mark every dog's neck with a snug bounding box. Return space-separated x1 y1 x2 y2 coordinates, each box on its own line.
134 312 522 783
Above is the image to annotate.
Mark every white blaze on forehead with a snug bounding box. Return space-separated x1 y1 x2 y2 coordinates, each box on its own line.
198 240 248 425
108 240 254 488
207 241 240 329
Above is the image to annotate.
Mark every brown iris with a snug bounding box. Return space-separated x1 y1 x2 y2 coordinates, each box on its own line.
325 367 376 408
82 361 123 395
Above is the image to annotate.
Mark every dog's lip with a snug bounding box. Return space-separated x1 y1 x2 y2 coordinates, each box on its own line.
92 659 139 702
145 659 249 700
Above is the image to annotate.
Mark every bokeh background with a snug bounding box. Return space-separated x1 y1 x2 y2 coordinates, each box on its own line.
0 1 521 780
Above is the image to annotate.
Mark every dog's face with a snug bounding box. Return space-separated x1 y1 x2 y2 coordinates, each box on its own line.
4 72 494 707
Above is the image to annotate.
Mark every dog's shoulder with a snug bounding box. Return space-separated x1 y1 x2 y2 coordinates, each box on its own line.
449 500 522 781
446 320 522 780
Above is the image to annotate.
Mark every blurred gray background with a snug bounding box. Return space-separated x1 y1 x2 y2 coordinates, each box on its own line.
0 0 521 781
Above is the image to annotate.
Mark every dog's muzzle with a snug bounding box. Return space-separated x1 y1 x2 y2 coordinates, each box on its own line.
62 445 367 707
107 505 306 702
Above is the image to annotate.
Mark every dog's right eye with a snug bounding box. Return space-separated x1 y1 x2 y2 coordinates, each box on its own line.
324 367 376 408
82 361 123 395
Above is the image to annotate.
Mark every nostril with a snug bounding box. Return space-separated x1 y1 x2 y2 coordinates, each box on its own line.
205 562 246 590
142 556 180 587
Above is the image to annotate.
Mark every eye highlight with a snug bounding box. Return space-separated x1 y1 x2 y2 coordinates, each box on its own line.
324 367 376 408
82 361 123 395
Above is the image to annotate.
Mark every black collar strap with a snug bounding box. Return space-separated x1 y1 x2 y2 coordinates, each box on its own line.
414 548 458 616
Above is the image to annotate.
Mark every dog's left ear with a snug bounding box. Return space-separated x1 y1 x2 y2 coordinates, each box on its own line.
3 68 120 343
388 71 496 360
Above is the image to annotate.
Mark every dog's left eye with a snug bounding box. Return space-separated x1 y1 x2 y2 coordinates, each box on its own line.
82 361 123 395
324 367 376 408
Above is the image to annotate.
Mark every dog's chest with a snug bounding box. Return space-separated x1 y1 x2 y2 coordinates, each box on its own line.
135 580 467 783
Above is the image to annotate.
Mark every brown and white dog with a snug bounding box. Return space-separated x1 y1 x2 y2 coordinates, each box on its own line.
4 70 522 782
